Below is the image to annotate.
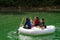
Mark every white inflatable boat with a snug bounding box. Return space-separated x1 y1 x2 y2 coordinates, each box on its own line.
18 25 55 35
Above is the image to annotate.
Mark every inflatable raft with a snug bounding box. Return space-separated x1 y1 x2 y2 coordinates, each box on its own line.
18 25 55 35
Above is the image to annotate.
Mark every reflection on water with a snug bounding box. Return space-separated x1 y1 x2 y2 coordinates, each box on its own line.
19 34 55 40
7 31 56 40
7 25 60 40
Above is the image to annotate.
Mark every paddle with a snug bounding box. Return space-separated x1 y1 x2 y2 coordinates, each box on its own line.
19 17 24 27
16 17 24 34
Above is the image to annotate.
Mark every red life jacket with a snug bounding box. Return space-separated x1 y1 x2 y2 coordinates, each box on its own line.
34 20 40 25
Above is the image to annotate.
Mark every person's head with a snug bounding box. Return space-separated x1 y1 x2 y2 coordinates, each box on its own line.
26 18 30 21
40 18 44 22
42 18 44 21
35 16 39 20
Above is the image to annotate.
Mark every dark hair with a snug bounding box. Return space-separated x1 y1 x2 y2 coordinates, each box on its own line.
26 18 30 21
36 17 39 20
42 18 44 21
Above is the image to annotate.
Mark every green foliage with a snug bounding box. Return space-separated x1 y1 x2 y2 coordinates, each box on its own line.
0 0 17 7
0 0 60 7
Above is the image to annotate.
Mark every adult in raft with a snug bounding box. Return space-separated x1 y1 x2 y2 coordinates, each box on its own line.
23 17 32 29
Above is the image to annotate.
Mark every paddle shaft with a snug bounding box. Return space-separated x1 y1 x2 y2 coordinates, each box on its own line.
17 17 24 33
19 18 24 27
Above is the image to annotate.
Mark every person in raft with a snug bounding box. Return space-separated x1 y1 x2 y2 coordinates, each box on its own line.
23 18 32 29
33 17 40 26
40 18 46 28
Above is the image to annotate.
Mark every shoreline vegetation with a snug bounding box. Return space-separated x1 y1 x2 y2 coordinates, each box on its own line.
0 0 60 12
0 6 60 12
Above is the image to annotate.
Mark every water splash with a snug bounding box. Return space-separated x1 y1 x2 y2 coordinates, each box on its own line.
7 31 18 40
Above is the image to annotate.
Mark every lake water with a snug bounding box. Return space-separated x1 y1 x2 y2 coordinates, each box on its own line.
0 12 60 40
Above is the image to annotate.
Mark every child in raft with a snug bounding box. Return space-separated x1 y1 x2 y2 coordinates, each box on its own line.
40 18 46 28
23 17 32 29
33 17 40 26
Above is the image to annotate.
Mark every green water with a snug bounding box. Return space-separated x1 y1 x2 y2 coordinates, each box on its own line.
0 12 60 40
